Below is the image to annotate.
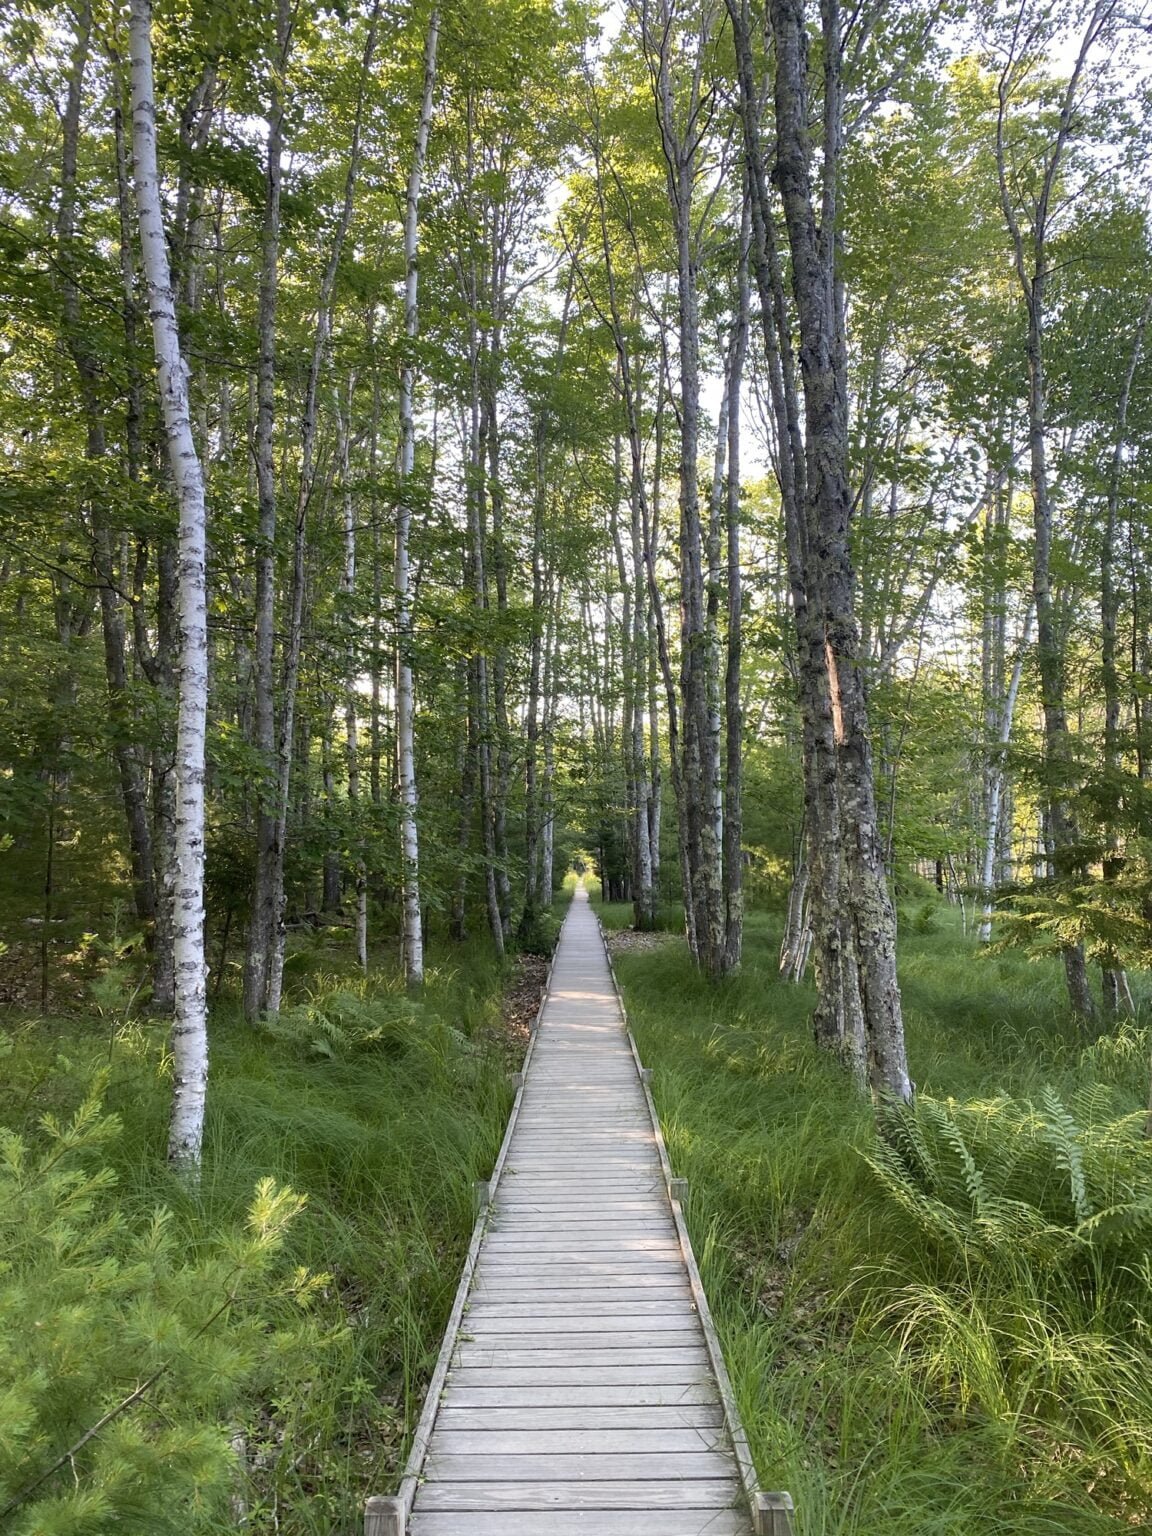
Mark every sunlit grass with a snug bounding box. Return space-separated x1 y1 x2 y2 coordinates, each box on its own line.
603 900 1152 1535
0 934 517 1533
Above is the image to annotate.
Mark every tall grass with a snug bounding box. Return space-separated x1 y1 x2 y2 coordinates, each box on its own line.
0 935 517 1533
603 902 1152 1535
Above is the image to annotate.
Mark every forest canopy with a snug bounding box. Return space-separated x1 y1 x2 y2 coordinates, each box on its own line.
2 0 1152 1529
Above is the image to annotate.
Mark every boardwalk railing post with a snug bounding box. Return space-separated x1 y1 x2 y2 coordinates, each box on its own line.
472 1178 491 1219
753 1490 796 1536
364 1494 404 1536
640 1066 652 1084
670 1176 689 1202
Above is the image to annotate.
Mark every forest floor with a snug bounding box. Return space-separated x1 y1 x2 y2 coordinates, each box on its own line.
597 896 1152 1536
6 898 1151 1534
0 928 545 1535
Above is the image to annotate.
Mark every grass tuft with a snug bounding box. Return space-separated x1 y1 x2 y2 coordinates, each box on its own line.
604 902 1152 1535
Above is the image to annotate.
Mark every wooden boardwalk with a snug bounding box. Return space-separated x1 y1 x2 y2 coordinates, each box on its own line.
368 886 792 1536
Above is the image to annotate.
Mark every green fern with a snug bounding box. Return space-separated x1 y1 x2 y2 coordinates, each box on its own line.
1038 1088 1091 1223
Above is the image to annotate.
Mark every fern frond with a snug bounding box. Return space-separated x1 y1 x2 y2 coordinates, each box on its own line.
1039 1088 1091 1223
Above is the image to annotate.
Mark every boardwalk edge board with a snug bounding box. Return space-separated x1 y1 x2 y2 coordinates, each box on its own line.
362 946 557 1536
601 916 796 1536
363 891 796 1536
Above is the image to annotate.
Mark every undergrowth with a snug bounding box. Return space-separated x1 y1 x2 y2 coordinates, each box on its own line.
601 899 1152 1536
0 936 517 1534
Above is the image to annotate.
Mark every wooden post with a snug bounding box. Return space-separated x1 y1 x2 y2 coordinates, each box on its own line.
753 1490 795 1536
640 1066 652 1085
670 1176 689 1202
364 1494 404 1536
472 1178 491 1219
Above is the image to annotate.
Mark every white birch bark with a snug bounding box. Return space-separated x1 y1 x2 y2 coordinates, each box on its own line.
264 0 381 1015
538 580 561 908
396 6 440 987
129 0 210 1168
339 393 369 972
242 10 288 1021
978 604 1033 942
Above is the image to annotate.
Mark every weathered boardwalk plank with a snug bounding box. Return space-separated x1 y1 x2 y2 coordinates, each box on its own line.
370 886 788 1536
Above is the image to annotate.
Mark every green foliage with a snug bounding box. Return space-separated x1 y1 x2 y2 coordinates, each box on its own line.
516 906 560 957
0 936 515 1533
0 1076 322 1535
994 848 1152 970
899 898 942 935
268 981 441 1060
867 1090 1152 1264
609 907 1152 1532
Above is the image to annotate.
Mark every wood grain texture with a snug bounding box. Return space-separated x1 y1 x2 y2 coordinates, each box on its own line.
435 1406 726 1429
410 1512 750 1535
441 1384 722 1407
415 1479 742 1511
406 889 753 1532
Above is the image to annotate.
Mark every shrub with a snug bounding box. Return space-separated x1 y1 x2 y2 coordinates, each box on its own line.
517 908 561 958
0 1074 323 1535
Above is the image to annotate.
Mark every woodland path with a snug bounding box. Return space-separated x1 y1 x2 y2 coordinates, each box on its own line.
391 884 772 1536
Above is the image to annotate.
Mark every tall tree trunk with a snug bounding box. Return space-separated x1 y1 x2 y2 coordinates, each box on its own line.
770 0 910 1100
451 656 478 941
129 0 211 1167
1099 299 1148 1015
994 0 1113 1022
978 603 1033 943
577 123 688 949
395 5 439 986
539 580 562 910
630 447 655 931
1025 276 1095 1020
243 0 289 1020
637 2 723 970
59 3 156 930
338 394 369 972
729 0 860 1073
522 418 548 931
467 402 505 959
608 426 648 931
722 196 751 972
484 396 514 943
264 0 381 1015
369 366 385 811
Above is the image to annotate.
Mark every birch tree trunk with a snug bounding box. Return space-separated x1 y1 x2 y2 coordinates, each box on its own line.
994 0 1115 1022
522 419 548 930
538 579 562 910
129 0 210 1167
263 1 381 1015
630 447 656 930
339 393 369 971
978 603 1033 943
579 105 690 951
395 5 439 987
1023 275 1095 1020
722 197 751 972
1099 298 1148 1015
656 28 723 974
243 0 289 1020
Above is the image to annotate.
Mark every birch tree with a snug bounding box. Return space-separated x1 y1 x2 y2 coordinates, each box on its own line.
395 5 441 988
990 0 1127 1019
128 0 210 1165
